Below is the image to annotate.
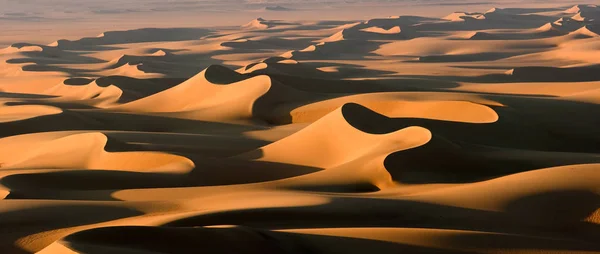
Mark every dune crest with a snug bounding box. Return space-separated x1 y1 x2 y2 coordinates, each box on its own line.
413 164 600 227
571 25 600 37
443 12 484 21
112 65 265 120
360 26 401 34
150 49 169 56
237 103 432 169
460 31 496 40
0 132 194 172
242 18 271 30
0 104 62 123
1 43 44 54
565 4 599 14
112 65 310 123
289 95 499 124
39 79 123 107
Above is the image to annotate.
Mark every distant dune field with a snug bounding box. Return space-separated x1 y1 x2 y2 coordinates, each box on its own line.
0 1 599 253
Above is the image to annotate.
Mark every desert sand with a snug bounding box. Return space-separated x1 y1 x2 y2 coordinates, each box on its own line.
0 1 599 253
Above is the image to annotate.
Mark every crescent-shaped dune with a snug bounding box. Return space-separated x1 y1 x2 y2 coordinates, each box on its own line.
237 103 432 169
112 65 266 118
287 93 499 124
112 65 312 123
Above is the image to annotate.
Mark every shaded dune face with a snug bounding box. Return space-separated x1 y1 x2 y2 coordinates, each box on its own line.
0 3 600 254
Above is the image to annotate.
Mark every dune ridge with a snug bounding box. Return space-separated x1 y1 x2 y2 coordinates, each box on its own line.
237 103 432 169
110 64 314 123
0 132 194 172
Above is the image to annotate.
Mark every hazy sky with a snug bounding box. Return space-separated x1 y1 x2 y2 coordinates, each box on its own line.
0 0 595 47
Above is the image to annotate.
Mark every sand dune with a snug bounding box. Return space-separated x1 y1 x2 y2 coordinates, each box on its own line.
242 18 271 30
413 164 600 216
0 132 194 172
319 18 419 43
0 104 62 123
575 25 600 37
237 103 432 169
0 2 599 254
111 64 315 123
241 18 297 30
553 17 585 31
111 65 266 120
286 93 499 124
443 12 485 22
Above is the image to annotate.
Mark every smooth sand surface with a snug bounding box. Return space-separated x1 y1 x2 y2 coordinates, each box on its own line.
0 2 600 254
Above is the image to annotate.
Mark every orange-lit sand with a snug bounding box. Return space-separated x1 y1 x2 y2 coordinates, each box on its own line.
0 2 599 254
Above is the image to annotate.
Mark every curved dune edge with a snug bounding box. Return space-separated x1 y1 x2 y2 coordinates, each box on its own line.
455 81 600 97
360 26 401 34
586 209 600 225
242 103 434 191
113 104 433 200
571 26 600 38
150 49 169 56
372 36 568 58
314 16 418 44
238 58 333 79
37 243 77 254
41 79 123 107
110 65 270 122
106 63 154 78
0 44 44 54
0 188 8 200
535 23 563 34
411 164 600 217
283 227 599 253
100 54 167 78
240 62 270 74
0 104 62 123
8 200 182 254
319 30 346 43
111 64 314 123
41 225 599 254
242 18 270 30
289 93 499 124
104 54 140 69
237 103 432 170
443 12 484 21
263 144 404 191
458 31 496 40
0 131 194 172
